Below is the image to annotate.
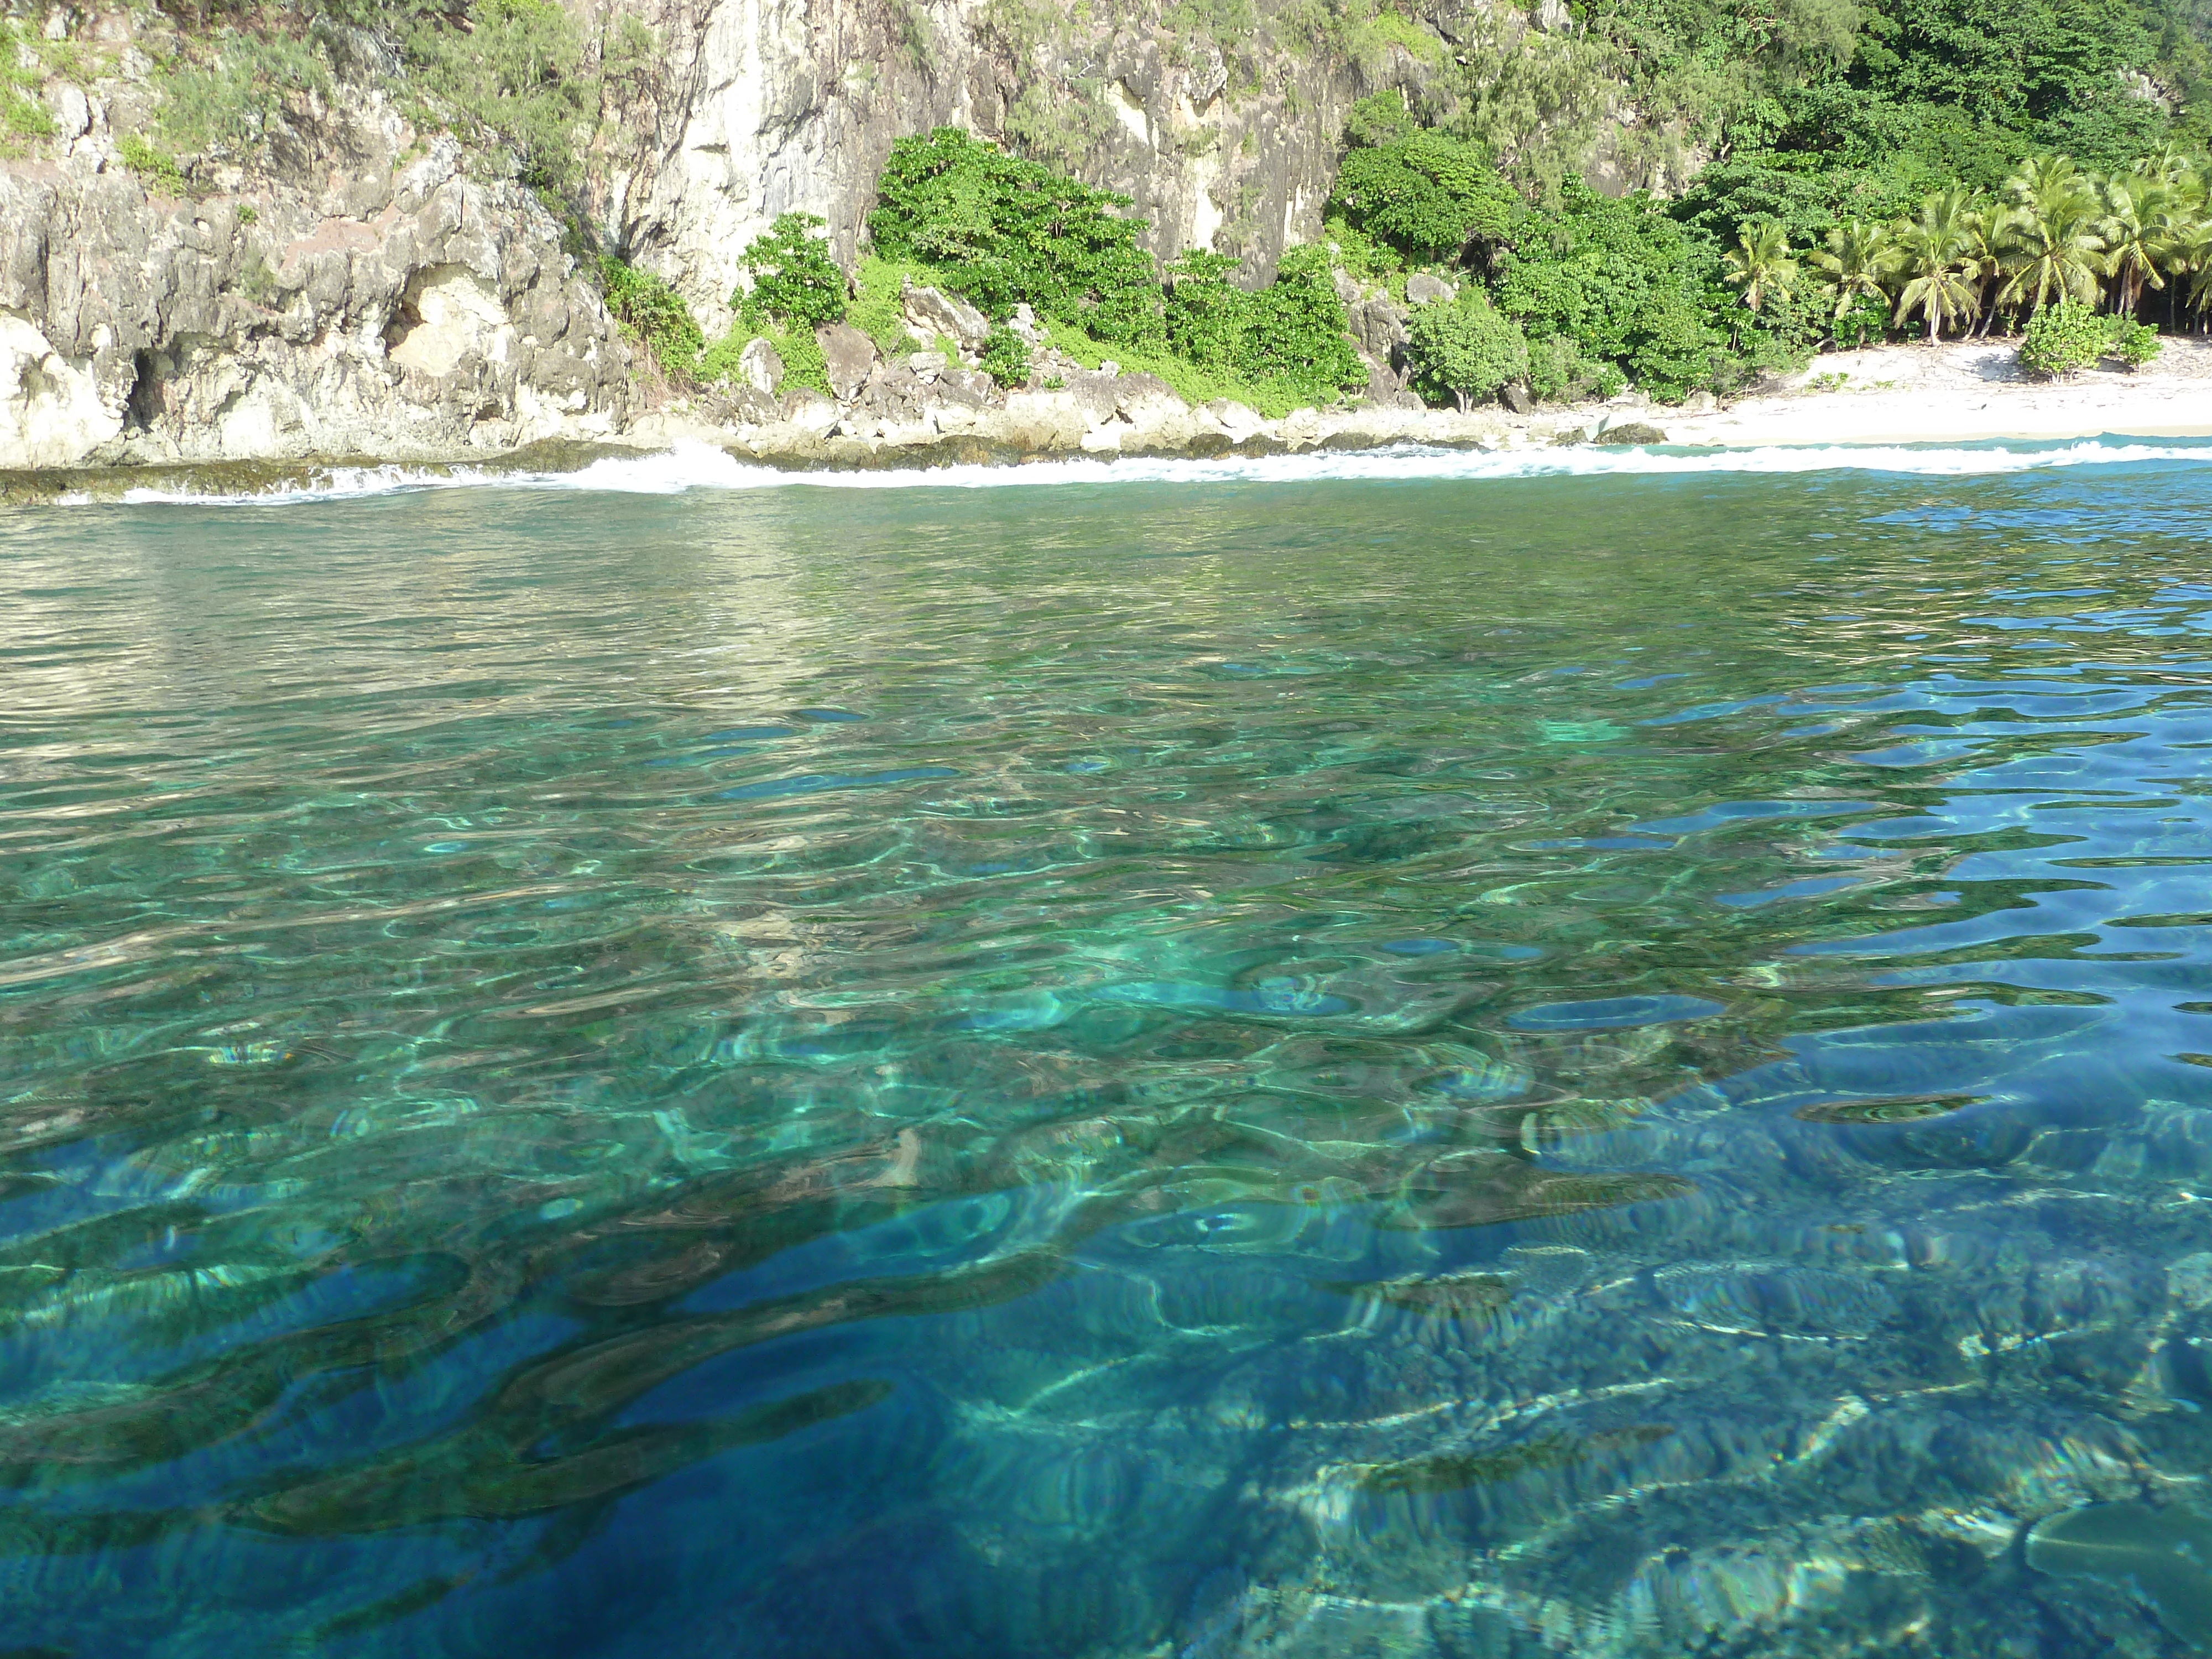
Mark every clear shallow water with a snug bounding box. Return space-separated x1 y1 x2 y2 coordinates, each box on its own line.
7 442 2212 1657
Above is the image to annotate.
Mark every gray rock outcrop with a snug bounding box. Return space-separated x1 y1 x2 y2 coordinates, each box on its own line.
901 284 991 352
737 337 784 395
0 51 632 472
817 322 878 401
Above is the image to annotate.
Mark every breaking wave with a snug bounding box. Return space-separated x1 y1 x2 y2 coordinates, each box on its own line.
86 434 2212 505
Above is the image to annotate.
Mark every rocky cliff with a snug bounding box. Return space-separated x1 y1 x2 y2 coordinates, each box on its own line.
1 9 636 472
0 1 1501 474
587 0 1456 337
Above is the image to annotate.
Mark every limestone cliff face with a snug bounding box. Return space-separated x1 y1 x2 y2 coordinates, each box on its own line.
590 0 1444 335
0 1 1470 472
0 147 634 470
0 15 633 473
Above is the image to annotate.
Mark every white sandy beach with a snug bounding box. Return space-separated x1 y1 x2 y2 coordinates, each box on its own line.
1669 336 2212 447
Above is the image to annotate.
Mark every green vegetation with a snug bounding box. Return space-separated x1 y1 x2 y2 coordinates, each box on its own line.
864 127 1365 408
979 326 1032 389
737 213 849 330
846 257 935 357
135 1 628 198
401 0 594 192
1405 291 1530 410
153 23 329 155
1163 246 1364 400
2020 296 2166 372
599 257 703 377
1330 135 1747 399
696 322 831 396
118 132 188 193
98 0 2212 414
1331 85 2212 401
868 128 1165 346
2 21 58 145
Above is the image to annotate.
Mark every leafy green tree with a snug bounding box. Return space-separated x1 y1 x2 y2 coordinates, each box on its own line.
737 213 848 330
1162 250 1250 368
868 128 1164 347
1164 248 1363 400
1406 291 1530 411
1327 132 1523 265
1626 289 1723 400
1238 247 1365 399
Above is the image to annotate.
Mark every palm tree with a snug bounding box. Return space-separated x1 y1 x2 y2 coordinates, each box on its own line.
1958 202 2011 336
1724 221 1797 314
2176 216 2212 333
1891 187 1981 341
1997 186 2109 317
2100 174 2178 317
2135 144 2193 186
2006 154 2095 218
1809 219 1896 322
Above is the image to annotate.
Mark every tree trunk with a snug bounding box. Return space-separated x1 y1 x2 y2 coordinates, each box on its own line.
1454 389 1471 414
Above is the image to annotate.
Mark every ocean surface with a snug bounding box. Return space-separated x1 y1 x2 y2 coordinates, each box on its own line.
7 438 2212 1657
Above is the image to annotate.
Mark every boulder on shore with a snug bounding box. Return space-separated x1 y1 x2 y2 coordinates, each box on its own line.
738 338 784 396
817 324 878 402
902 284 992 351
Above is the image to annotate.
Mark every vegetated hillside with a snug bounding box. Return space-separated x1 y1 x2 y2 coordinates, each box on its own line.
6 0 2212 418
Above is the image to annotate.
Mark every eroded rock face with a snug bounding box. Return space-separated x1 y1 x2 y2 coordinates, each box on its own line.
595 0 1443 333
817 322 878 401
0 106 632 472
902 284 990 352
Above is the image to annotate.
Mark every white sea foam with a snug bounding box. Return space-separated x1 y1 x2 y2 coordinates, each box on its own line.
92 434 2212 505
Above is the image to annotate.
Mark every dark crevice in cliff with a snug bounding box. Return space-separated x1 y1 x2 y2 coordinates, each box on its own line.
123 351 162 436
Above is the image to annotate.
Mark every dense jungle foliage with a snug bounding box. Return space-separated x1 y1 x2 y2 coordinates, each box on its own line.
1323 0 2212 400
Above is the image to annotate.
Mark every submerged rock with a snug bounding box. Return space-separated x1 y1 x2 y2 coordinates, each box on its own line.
2028 1501 2212 1645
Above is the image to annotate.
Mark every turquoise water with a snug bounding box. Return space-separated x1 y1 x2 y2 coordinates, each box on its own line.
7 441 2212 1657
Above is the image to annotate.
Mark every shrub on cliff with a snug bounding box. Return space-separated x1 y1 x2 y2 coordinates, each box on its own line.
2 21 59 147
738 214 848 330
979 326 1031 389
601 257 703 377
1406 291 1528 411
1163 247 1364 401
403 0 594 191
867 127 1164 347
